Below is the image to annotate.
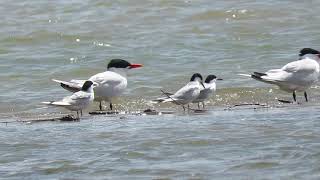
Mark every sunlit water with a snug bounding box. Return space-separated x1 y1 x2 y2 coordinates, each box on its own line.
1 0 320 179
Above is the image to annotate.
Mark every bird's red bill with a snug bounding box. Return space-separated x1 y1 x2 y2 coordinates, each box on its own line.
130 64 143 68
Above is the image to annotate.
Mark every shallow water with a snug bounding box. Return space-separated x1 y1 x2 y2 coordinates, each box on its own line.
2 106 320 179
1 0 320 179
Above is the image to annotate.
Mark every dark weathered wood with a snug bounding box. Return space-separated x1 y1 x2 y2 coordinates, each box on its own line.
89 111 120 115
0 115 79 124
278 99 293 104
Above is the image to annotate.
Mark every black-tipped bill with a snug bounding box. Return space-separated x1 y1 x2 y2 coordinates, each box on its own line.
205 74 222 83
200 82 205 88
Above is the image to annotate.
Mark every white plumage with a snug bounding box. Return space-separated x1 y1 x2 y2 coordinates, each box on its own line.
192 75 221 109
154 73 205 110
42 80 96 119
239 48 320 102
52 59 142 111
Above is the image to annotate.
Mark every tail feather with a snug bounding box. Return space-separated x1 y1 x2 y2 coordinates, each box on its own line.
153 89 175 103
251 73 278 84
162 98 174 103
251 74 263 80
163 92 173 96
151 97 169 103
42 101 70 106
253 72 267 77
238 73 251 77
41 101 55 105
239 72 277 84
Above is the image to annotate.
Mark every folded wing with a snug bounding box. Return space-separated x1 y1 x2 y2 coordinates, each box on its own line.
239 59 319 86
52 79 85 93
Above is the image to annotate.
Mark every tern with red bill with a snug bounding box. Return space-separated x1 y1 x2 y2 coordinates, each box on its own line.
53 59 143 111
239 48 320 102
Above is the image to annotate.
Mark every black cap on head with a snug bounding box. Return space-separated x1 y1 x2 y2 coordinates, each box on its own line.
299 48 320 56
82 81 93 91
205 75 217 83
190 73 203 81
107 59 131 69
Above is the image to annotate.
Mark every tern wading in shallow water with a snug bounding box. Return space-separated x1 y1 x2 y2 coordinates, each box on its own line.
239 48 320 103
42 81 96 119
192 75 222 109
53 59 143 111
153 73 205 111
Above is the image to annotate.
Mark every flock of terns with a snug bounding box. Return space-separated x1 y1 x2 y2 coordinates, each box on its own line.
42 48 320 119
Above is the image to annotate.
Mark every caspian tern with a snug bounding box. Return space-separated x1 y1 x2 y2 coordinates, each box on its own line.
52 59 143 111
192 75 222 109
239 48 320 102
42 80 96 119
154 73 205 111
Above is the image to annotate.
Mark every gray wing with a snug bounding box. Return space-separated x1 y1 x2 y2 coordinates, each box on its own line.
62 91 91 105
52 79 85 93
171 83 195 100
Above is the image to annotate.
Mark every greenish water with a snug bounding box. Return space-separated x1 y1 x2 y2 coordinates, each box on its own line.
1 0 320 179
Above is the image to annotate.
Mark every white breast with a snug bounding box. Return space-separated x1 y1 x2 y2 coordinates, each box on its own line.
89 71 127 101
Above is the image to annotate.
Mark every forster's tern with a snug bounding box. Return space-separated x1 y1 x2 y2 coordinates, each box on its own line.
53 59 143 111
154 73 205 111
192 75 222 109
42 80 96 119
239 48 320 102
